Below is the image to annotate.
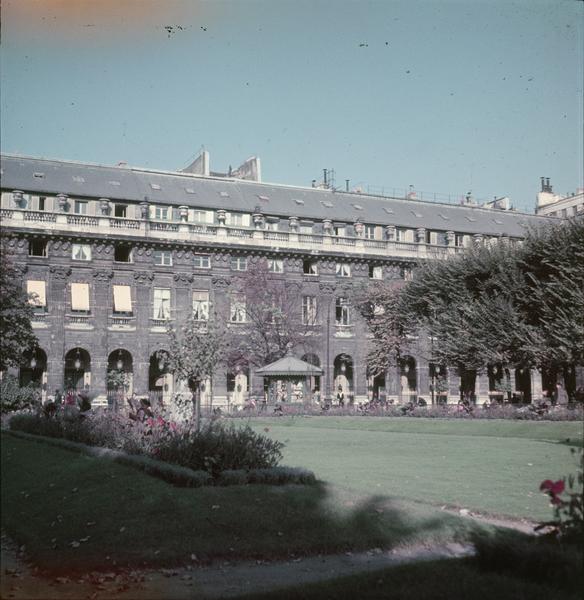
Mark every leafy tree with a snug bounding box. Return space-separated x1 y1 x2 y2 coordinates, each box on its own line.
160 316 228 431
228 259 318 369
359 219 584 379
354 279 408 375
0 240 38 371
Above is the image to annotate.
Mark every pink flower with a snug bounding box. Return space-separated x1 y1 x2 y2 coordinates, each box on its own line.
540 479 554 492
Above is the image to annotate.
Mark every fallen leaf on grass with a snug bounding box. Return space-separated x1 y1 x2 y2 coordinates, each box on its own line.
70 541 80 548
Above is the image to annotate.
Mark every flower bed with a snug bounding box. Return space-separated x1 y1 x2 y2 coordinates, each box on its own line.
7 411 316 487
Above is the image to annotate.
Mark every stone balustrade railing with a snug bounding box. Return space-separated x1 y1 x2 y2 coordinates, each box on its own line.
2 208 468 260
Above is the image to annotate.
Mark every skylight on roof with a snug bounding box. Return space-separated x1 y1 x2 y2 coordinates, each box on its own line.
493 218 503 225
185 188 196 194
321 200 334 208
465 216 477 222
219 191 230 198
383 207 394 215
294 199 305 205
411 210 423 218
258 195 269 201
438 213 450 220
352 204 364 210
150 183 161 190
109 180 121 186
33 172 45 178
72 176 85 183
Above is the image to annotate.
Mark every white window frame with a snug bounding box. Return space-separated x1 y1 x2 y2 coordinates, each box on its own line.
365 225 376 240
302 296 318 325
74 200 88 215
153 288 171 320
72 243 92 261
230 294 247 323
268 259 284 273
193 254 211 269
370 265 383 280
230 257 248 271
153 250 173 266
336 263 351 278
192 291 210 321
335 297 351 326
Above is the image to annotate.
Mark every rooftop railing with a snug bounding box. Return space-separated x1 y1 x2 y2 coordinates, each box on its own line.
2 207 470 260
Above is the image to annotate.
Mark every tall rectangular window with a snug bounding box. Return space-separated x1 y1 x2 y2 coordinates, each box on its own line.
71 283 90 313
335 263 351 277
302 296 318 325
455 234 464 248
335 297 350 326
365 225 377 239
230 256 248 271
227 213 244 226
113 285 133 315
268 259 284 273
193 291 210 321
230 293 246 323
72 244 92 261
38 196 46 211
266 221 279 231
114 204 127 218
333 225 345 237
74 200 88 215
192 210 211 223
27 280 46 312
193 254 211 269
153 250 172 266
153 288 171 320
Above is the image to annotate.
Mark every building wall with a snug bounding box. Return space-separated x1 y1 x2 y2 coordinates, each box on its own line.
2 158 577 408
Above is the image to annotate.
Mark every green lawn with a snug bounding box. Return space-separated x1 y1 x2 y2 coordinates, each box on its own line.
1 432 488 575
247 416 583 521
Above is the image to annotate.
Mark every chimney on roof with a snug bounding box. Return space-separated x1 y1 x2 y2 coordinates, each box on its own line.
323 169 328 188
345 179 350 192
546 178 552 192
312 179 317 188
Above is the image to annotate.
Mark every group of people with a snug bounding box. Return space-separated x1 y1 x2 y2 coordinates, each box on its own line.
43 387 92 417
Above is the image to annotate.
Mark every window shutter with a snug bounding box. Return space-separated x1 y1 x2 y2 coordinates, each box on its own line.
27 280 46 306
113 285 132 312
71 283 90 311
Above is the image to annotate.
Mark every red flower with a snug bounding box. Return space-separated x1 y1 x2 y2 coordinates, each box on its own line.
550 480 565 495
540 479 554 492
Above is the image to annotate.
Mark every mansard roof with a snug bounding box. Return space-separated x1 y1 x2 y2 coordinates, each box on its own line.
1 154 553 236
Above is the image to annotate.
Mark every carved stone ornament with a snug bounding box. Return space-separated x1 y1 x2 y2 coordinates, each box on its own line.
178 206 189 222
99 198 110 215
289 216 299 231
212 276 231 289
134 271 155 284
140 202 150 220
319 282 337 295
92 269 114 281
173 272 194 283
385 225 396 241
212 252 229 264
216 209 227 225
95 244 112 255
57 193 69 212
285 281 302 291
12 190 25 207
49 265 72 279
13 263 28 276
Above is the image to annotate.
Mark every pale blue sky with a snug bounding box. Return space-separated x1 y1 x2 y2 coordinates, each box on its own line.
1 0 582 212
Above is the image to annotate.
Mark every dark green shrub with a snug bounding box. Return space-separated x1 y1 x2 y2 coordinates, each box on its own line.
154 421 284 477
217 469 249 486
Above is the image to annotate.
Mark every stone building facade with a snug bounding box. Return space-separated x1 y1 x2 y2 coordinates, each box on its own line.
1 153 567 407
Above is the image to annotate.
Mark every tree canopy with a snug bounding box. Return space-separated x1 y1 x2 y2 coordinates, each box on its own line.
0 240 38 371
228 260 317 369
357 219 584 374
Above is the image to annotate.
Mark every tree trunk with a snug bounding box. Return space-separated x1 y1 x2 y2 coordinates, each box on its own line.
191 381 201 432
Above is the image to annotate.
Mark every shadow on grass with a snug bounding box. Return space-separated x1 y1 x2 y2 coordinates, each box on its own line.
2 433 486 576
